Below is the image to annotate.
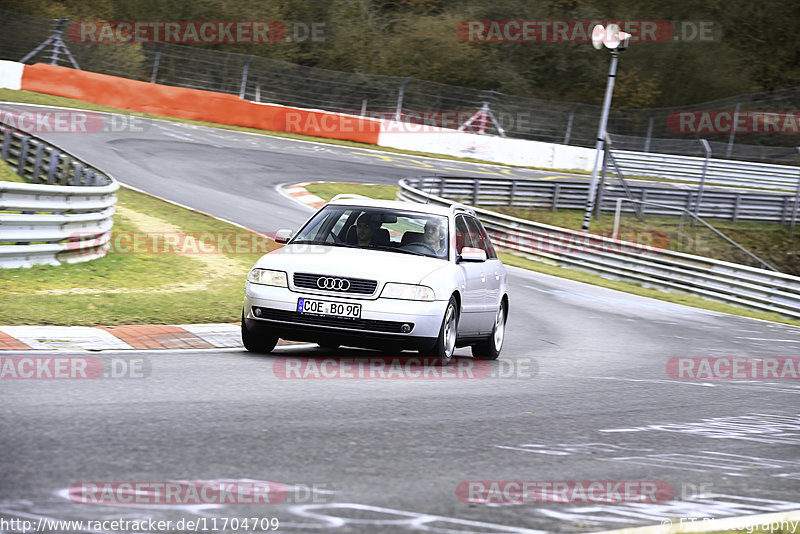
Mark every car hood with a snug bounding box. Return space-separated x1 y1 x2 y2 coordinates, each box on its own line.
254 245 447 284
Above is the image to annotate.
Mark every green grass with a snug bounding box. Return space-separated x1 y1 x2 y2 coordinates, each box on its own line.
491 206 800 276
306 182 398 201
0 186 278 326
305 181 800 327
0 158 25 183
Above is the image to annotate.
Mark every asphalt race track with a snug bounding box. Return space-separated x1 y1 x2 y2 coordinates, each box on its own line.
1 105 799 533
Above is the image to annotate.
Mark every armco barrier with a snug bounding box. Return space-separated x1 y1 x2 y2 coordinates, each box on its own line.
416 176 798 224
609 149 800 193
19 63 381 145
0 122 117 268
398 177 800 320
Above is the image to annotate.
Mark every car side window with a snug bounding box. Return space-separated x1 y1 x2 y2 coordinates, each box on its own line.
454 215 473 252
465 216 497 259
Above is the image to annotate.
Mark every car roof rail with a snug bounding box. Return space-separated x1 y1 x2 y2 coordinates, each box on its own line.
451 203 476 215
330 193 372 202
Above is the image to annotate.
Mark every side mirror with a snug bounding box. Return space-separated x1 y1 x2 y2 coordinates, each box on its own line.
274 229 293 244
458 247 487 263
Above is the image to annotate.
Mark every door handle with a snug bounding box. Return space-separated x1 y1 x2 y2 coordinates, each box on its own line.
480 273 486 282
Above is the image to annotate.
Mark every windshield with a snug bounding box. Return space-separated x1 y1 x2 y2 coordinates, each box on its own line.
290 205 449 260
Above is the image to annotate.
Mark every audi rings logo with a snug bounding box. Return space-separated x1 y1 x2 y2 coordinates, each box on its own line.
317 277 351 291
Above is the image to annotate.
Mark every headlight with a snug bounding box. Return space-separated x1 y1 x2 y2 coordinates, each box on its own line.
381 282 435 301
247 268 288 287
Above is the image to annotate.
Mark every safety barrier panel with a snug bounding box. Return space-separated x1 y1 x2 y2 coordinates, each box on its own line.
0 122 117 268
19 63 381 145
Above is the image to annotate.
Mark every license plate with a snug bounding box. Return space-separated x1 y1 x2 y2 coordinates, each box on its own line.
297 298 361 319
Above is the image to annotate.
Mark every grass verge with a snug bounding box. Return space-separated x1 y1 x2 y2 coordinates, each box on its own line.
0 186 278 326
0 158 25 182
305 181 800 327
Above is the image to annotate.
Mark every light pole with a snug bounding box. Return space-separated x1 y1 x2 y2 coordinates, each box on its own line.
581 24 630 232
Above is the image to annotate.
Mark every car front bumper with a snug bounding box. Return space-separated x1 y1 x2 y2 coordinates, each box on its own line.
244 283 447 350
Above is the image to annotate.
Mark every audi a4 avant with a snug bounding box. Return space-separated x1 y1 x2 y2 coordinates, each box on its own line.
242 195 509 364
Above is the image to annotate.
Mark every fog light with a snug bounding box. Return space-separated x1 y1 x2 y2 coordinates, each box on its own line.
401 323 411 333
254 307 262 317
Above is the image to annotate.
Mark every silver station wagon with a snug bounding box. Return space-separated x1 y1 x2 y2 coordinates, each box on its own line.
242 195 509 365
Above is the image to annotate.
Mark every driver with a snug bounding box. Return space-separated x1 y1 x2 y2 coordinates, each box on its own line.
423 219 446 254
355 213 380 246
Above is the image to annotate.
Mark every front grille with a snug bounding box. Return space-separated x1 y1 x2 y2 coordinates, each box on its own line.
293 273 377 295
252 307 412 334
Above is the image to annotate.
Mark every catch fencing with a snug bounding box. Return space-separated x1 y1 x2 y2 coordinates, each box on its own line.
1 8 798 164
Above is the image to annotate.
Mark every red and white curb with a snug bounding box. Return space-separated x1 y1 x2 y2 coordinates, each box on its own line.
282 181 327 210
0 323 249 351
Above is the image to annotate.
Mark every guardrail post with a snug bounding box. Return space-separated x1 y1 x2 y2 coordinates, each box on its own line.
17 137 29 178
694 139 712 224
47 149 59 184
32 142 44 182
239 55 254 99
732 193 741 222
552 184 561 212
72 163 85 186
472 180 480 206
508 180 517 206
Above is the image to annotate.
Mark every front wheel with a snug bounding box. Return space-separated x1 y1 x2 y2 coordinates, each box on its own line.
471 301 506 360
241 312 279 353
425 296 459 366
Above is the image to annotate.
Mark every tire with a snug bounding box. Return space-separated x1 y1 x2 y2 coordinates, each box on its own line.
241 312 279 353
471 301 506 360
425 296 459 366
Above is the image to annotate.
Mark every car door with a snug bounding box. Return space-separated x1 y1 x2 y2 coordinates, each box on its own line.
454 215 487 335
465 216 503 315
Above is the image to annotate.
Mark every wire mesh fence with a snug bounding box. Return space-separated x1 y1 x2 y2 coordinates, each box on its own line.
2 8 799 164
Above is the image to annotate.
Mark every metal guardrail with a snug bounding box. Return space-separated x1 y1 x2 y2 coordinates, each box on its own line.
398 177 800 320
414 176 799 225
0 124 118 268
610 148 800 192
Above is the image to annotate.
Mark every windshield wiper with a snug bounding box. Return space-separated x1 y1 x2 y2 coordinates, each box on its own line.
289 240 358 248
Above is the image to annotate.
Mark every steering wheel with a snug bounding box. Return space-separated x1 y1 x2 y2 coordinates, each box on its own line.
404 241 438 254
